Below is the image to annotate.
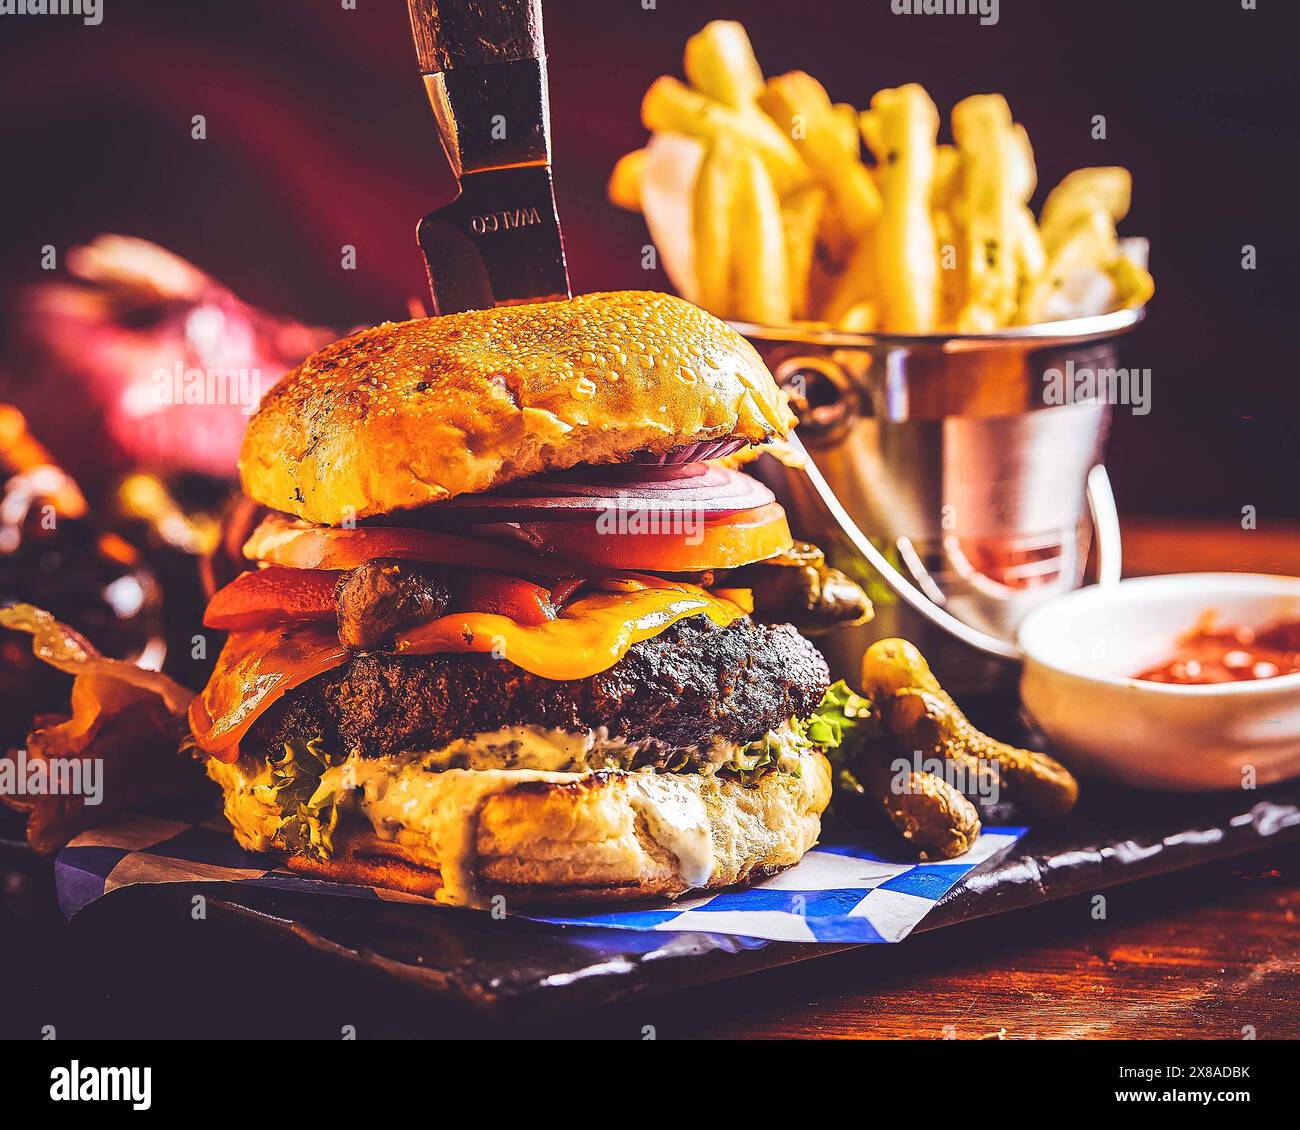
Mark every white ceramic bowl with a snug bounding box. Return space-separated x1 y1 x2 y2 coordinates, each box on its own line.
1018 573 1300 791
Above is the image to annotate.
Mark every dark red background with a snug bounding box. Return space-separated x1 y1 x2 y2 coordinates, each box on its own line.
0 0 1296 519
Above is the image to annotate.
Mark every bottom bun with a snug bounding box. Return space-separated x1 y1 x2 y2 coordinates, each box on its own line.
245 750 832 907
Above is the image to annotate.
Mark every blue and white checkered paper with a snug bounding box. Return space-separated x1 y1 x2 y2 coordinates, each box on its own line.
54 798 1025 943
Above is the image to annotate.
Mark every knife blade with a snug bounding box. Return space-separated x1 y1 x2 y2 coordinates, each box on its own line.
406 0 571 314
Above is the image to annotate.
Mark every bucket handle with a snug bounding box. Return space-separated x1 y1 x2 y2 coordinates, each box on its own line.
787 433 1122 663
1086 463 1123 587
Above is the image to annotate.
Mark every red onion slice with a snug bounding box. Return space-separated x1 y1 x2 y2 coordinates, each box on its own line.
426 462 775 520
629 438 750 465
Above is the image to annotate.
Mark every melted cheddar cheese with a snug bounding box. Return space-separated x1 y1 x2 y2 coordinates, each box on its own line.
393 583 745 680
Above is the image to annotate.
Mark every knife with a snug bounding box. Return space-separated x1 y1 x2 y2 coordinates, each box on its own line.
405 0 571 314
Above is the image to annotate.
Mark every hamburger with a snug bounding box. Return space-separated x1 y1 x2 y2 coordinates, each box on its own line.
188 291 870 907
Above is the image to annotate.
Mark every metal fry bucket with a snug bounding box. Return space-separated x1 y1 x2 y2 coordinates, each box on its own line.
734 308 1144 691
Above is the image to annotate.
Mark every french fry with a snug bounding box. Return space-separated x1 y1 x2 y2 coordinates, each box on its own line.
1016 208 1118 324
731 150 792 324
951 93 1021 330
858 106 882 161
815 198 855 269
692 133 742 317
1039 166 1131 251
823 232 880 327
1109 255 1155 310
1003 123 1044 307
932 144 961 211
933 205 963 327
836 300 878 333
781 183 826 319
931 147 965 327
833 102 862 157
867 84 940 333
806 243 846 320
607 148 647 211
1014 205 1047 285
1008 122 1037 202
761 71 881 235
684 20 764 108
642 75 807 194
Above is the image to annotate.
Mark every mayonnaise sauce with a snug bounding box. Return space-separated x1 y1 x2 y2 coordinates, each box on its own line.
320 758 579 907
627 773 714 887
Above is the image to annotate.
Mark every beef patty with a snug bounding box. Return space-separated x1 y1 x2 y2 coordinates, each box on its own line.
247 613 829 763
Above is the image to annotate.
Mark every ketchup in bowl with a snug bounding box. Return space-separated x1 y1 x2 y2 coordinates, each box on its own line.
1134 615 1300 684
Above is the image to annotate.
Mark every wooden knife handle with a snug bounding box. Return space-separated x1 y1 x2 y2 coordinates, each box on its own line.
406 0 545 74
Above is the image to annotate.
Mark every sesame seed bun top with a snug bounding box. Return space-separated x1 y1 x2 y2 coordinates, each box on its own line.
238 291 793 525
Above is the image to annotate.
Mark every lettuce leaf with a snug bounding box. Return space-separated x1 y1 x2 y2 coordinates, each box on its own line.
803 680 877 756
803 680 883 800
253 737 342 862
725 727 810 787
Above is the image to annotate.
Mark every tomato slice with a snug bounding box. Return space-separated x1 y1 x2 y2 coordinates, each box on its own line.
243 513 579 576
189 622 350 760
203 567 341 631
458 573 556 626
481 502 794 571
242 499 793 585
